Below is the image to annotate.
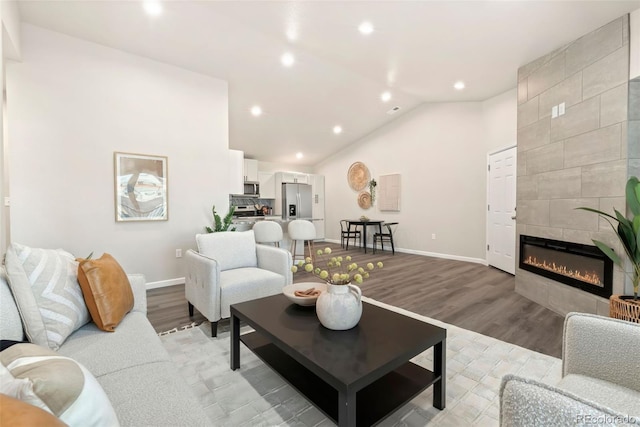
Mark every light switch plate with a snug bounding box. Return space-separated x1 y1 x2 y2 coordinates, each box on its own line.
551 105 558 118
558 102 566 116
3 197 9 207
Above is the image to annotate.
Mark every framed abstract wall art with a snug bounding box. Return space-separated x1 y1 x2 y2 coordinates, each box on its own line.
114 152 168 222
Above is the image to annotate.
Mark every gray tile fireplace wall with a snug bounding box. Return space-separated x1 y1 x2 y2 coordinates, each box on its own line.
516 15 633 317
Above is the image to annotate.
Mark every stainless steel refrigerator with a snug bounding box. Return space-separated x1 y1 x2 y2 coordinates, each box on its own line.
282 183 312 220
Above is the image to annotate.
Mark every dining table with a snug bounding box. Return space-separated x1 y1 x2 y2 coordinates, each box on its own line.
345 219 384 253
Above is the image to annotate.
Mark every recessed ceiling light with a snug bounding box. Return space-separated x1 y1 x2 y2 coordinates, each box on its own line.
250 106 262 117
381 91 392 102
333 125 343 134
281 52 295 67
143 1 162 16
454 81 465 90
358 21 374 35
296 152 303 159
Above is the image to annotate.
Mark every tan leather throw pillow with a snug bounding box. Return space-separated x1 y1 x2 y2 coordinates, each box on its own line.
0 394 67 427
76 253 134 332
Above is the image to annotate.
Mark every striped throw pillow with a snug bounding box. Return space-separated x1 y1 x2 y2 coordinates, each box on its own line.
4 243 90 350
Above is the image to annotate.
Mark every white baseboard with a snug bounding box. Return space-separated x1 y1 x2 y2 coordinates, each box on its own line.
323 238 341 245
396 248 488 265
323 238 488 266
147 277 185 290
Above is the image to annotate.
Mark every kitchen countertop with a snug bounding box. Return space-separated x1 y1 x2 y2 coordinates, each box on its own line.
232 217 322 225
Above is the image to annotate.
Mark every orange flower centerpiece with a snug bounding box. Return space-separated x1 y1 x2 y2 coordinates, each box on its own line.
291 247 383 330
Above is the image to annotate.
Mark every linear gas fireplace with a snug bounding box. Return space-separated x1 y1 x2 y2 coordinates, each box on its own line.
519 235 613 298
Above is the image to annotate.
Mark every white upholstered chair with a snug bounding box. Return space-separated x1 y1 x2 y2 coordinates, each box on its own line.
500 313 640 426
185 230 292 337
288 219 316 262
253 221 283 247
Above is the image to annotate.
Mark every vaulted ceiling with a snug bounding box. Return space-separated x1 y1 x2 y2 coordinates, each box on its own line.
18 1 640 165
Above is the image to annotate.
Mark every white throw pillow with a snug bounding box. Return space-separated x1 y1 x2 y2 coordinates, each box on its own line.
0 343 120 427
4 243 90 350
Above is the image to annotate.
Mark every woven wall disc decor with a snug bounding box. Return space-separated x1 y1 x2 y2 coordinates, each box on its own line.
357 191 372 210
347 162 370 191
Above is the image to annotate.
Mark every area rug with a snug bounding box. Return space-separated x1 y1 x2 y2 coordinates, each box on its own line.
159 297 562 426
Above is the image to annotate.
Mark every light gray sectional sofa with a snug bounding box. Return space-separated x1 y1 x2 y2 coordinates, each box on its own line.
0 272 210 426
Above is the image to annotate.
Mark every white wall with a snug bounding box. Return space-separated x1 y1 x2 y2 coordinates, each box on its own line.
1 0 20 60
315 89 516 262
0 1 20 256
257 161 313 174
0 10 5 255
483 88 517 150
7 25 230 284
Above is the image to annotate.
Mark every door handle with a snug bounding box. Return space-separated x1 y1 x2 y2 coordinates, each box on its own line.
511 215 517 220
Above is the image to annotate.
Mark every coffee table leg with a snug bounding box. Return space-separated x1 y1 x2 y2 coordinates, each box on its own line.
230 313 240 370
338 389 356 427
433 339 446 409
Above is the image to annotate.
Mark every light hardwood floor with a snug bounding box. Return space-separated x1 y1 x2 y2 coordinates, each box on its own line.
147 242 564 357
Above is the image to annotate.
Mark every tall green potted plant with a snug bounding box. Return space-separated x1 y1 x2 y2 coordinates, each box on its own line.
578 176 640 322
205 205 236 233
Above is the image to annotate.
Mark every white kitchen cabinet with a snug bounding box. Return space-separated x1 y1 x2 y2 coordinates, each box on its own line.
279 172 308 184
310 174 325 239
243 159 259 182
258 171 276 199
228 149 244 195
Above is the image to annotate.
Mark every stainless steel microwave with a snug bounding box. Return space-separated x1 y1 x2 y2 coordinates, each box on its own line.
243 182 260 197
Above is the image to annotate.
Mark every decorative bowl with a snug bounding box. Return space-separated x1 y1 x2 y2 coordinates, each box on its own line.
283 282 327 306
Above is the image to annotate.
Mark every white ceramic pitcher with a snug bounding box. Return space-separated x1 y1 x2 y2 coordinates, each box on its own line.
316 282 362 330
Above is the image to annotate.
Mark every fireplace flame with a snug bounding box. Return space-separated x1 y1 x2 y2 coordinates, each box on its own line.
524 256 602 285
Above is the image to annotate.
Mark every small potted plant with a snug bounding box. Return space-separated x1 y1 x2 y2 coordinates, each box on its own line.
579 176 640 323
291 247 383 330
205 205 236 233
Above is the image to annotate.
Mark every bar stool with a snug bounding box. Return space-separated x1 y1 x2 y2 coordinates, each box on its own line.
253 221 283 247
373 222 398 255
288 220 316 262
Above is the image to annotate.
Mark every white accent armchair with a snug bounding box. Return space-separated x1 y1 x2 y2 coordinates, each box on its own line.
500 313 640 426
185 230 292 337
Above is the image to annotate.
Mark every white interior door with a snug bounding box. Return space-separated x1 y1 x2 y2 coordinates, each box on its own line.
487 146 517 274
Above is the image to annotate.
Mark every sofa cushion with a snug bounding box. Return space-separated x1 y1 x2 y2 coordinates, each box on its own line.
57 311 169 378
196 230 257 271
4 243 90 350
0 343 119 427
558 374 640 417
0 271 24 341
219 267 285 318
97 361 210 426
0 394 67 427
77 253 134 332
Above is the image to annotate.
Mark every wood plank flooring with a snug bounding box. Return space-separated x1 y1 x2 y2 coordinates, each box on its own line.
147 242 563 357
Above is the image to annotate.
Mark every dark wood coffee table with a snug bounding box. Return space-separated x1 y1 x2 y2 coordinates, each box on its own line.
230 295 446 427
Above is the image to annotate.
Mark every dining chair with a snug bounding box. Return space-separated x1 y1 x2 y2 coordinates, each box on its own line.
373 222 398 255
340 220 361 249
